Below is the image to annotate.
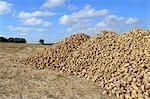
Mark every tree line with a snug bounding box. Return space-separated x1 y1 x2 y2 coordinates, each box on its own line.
0 37 26 43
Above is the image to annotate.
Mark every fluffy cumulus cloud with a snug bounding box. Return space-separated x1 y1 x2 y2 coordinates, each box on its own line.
3 1 141 36
96 22 107 29
59 4 109 25
59 4 141 34
42 0 66 9
63 21 108 34
0 1 12 15
81 22 108 33
7 25 32 32
22 17 51 27
18 11 53 27
74 4 109 18
18 11 55 19
104 15 124 24
59 4 111 34
126 17 139 24
59 14 79 24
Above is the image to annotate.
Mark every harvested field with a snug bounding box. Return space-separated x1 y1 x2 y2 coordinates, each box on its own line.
19 29 150 99
0 43 113 99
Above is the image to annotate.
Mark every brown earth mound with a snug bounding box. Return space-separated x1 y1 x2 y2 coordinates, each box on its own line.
18 29 150 98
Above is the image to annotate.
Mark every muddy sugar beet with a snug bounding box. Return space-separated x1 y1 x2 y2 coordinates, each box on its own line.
18 29 150 99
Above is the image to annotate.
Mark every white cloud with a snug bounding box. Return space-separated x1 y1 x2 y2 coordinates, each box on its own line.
7 26 32 32
67 4 77 12
80 21 108 33
59 4 110 34
104 15 124 23
62 21 108 34
59 4 141 34
36 28 46 32
59 15 69 24
0 1 12 15
66 28 73 32
22 17 51 27
0 35 4 37
42 0 66 9
18 11 53 27
74 4 109 18
18 11 55 19
59 4 109 25
96 22 107 29
126 17 139 24
7 26 48 33
59 15 79 24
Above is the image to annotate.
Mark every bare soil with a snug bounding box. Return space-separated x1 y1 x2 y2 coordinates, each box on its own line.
0 43 114 99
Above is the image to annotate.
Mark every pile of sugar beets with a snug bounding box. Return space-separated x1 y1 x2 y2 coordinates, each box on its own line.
17 29 150 99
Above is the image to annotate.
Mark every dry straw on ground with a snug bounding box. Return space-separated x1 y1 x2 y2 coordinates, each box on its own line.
18 29 150 99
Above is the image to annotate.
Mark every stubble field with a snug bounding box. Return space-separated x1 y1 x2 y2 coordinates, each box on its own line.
0 43 113 99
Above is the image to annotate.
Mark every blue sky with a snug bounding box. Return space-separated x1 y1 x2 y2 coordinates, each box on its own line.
0 0 149 43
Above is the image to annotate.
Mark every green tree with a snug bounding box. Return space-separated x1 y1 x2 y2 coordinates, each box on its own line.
8 37 14 42
39 39 44 45
0 37 8 42
0 37 26 43
13 38 26 43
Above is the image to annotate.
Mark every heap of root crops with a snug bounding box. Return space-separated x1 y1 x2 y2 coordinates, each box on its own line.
18 29 150 99
19 33 90 69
